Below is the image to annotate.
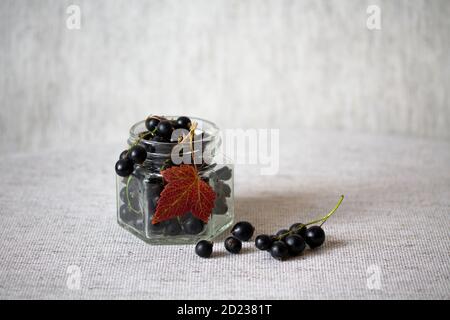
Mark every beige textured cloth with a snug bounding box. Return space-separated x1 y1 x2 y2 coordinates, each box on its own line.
0 130 449 299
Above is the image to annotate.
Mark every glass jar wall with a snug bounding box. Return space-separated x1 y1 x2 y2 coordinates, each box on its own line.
116 117 234 244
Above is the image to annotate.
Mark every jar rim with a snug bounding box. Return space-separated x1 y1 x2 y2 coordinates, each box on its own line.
129 116 220 146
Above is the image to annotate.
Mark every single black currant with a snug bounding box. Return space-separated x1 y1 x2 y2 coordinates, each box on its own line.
255 234 273 251
145 116 160 131
195 240 213 258
129 145 147 164
289 222 307 238
276 229 290 241
215 166 232 180
270 241 289 260
231 221 255 241
165 219 182 236
119 204 133 222
120 187 139 208
183 217 205 235
212 197 228 215
284 234 306 256
305 226 326 249
156 120 174 140
221 183 231 197
115 158 134 177
119 150 129 160
224 236 242 254
176 116 191 130
149 220 165 232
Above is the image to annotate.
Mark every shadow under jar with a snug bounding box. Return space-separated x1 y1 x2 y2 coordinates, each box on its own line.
116 116 234 244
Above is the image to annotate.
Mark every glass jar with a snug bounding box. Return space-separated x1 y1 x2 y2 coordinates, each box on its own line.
116 116 234 244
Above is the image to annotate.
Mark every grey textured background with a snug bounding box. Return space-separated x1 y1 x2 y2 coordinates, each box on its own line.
1 0 450 154
0 1 449 300
0 130 449 299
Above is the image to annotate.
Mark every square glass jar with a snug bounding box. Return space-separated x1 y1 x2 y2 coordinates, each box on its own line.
116 117 234 244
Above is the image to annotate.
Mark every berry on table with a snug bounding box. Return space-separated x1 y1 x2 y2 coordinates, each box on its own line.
289 222 307 238
176 116 192 130
270 241 289 260
156 120 174 140
255 234 273 251
115 158 134 177
231 221 255 241
284 234 306 256
275 229 290 241
129 145 147 164
195 240 213 258
145 116 160 132
224 236 242 254
305 226 326 249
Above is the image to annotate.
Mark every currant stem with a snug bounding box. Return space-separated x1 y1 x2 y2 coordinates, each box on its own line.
275 195 344 240
318 195 344 227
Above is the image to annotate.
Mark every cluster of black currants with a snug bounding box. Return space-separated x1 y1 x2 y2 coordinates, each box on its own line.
114 115 192 178
255 224 325 261
144 115 192 142
195 196 344 261
115 145 147 177
195 221 255 258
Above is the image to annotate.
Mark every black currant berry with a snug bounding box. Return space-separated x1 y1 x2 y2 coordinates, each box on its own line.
212 197 228 215
165 219 182 236
270 241 289 260
284 234 306 256
305 226 326 249
255 234 273 251
115 158 134 177
276 229 290 241
289 222 307 238
119 150 129 160
156 120 174 140
222 183 231 197
195 240 213 258
231 221 255 241
183 217 205 235
149 220 165 232
145 116 160 131
215 166 232 180
224 236 242 254
129 145 147 164
119 204 133 222
176 116 191 130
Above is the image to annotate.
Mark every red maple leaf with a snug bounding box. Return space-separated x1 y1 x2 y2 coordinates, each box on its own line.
152 165 216 224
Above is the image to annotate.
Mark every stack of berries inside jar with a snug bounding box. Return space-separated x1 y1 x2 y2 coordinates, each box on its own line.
115 116 233 242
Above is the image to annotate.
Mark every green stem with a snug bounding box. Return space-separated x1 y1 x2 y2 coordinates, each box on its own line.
276 195 344 240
